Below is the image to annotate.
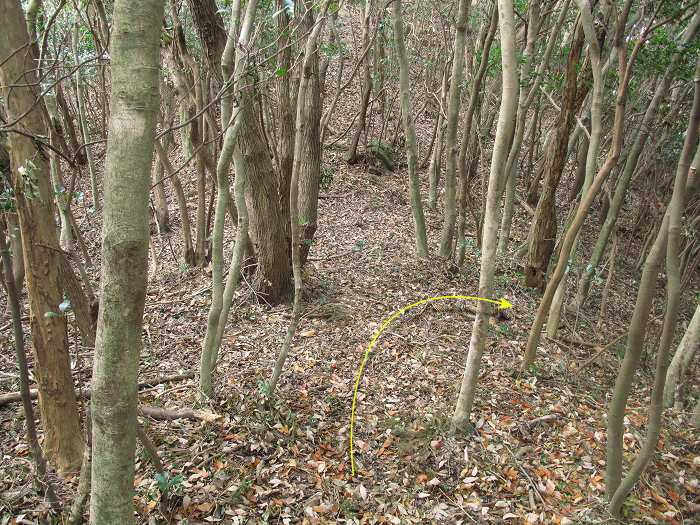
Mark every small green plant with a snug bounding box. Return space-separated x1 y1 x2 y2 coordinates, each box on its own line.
352 239 366 252
154 471 185 498
320 166 334 189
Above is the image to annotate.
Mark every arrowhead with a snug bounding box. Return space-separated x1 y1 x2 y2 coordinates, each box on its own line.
498 298 514 309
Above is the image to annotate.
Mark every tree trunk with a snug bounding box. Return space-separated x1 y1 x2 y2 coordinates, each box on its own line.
523 0 632 370
298 9 323 266
451 0 518 431
240 84 292 304
269 0 335 395
0 0 84 474
73 22 100 211
200 0 252 398
663 302 700 408
574 7 700 308
89 0 164 522
392 0 430 258
276 0 295 253
440 2 492 258
186 0 227 86
607 54 700 515
427 66 449 209
345 0 373 164
0 219 59 508
524 26 587 290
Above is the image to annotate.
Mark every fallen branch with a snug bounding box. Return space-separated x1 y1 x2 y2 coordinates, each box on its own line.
574 331 627 375
0 371 195 406
138 405 221 422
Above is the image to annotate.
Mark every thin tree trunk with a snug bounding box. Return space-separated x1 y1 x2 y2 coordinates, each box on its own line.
575 7 700 308
428 66 449 209
392 0 430 258
0 219 59 509
200 0 252 398
451 0 518 431
269 0 335 395
345 0 373 164
606 55 700 513
73 22 99 211
89 0 164 522
440 1 490 258
523 0 633 370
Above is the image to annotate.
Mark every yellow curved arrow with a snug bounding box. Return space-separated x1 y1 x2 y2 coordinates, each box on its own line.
350 295 513 476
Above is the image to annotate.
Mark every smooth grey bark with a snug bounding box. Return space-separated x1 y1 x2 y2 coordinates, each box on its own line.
437 0 473 257
89 0 165 522
451 0 518 430
575 7 700 308
392 0 429 258
200 0 251 399
607 55 700 516
663 302 700 408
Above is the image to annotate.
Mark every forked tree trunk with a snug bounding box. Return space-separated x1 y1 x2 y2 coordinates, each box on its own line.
0 0 84 474
392 0 429 258
574 7 700 308
89 0 164 522
269 0 335 395
606 55 700 517
345 0 372 164
522 0 633 370
451 0 518 431
200 0 246 399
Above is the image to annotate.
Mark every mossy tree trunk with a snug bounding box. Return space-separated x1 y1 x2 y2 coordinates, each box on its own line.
89 0 165 522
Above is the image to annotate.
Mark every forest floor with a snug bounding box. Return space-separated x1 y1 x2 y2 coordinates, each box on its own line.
2 138 700 524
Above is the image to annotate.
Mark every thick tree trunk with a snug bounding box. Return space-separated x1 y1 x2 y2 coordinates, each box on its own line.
451 0 518 430
240 88 292 303
0 0 84 474
186 0 227 85
298 10 323 266
276 1 295 251
524 27 587 290
89 0 164 522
